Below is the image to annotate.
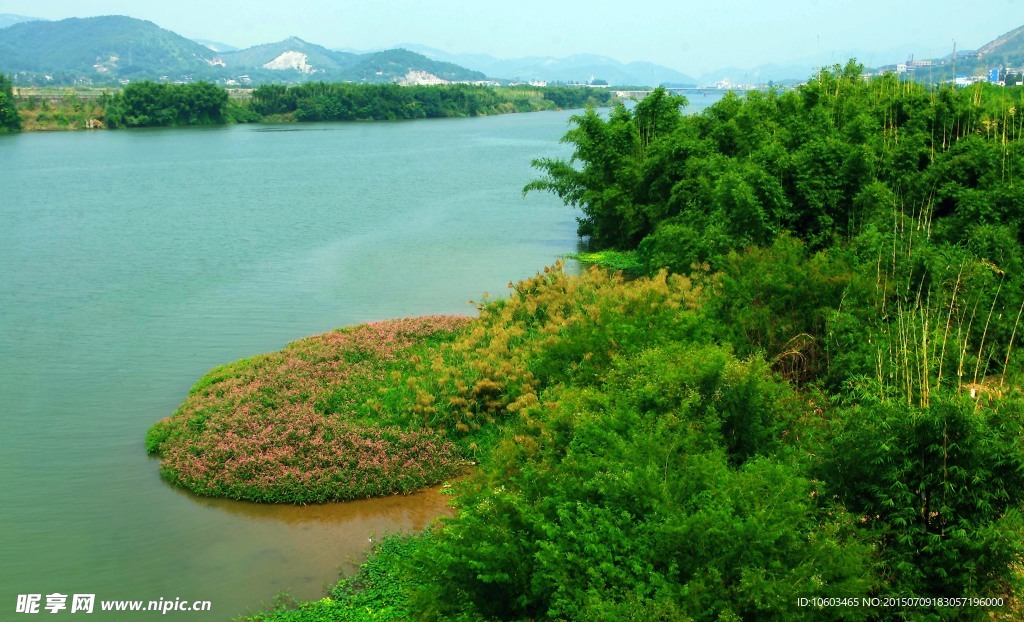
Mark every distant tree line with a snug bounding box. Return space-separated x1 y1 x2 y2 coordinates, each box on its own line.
9 81 614 130
249 82 612 121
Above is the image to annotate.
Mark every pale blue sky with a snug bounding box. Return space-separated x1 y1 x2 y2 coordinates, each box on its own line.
1 0 1018 73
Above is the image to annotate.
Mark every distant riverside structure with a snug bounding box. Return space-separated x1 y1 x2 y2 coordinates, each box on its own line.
866 53 1021 89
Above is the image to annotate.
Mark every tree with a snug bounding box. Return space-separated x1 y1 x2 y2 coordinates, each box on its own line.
525 88 688 249
0 74 22 133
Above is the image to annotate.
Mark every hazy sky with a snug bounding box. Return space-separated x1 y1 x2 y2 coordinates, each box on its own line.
1 0 1018 74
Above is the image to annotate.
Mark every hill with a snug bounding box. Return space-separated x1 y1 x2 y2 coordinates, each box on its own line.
220 41 482 83
975 24 1024 68
0 16 223 81
221 36 359 74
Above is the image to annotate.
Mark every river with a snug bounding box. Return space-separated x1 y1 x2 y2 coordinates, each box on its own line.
0 93 726 620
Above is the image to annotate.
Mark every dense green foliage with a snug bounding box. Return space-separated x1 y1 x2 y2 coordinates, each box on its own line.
249 83 611 121
14 89 107 130
0 74 20 132
565 249 644 273
103 81 229 128
528 62 1024 256
528 63 1024 389
248 263 1024 621
408 342 874 621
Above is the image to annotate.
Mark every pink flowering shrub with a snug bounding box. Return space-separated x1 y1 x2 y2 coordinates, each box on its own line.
147 316 472 503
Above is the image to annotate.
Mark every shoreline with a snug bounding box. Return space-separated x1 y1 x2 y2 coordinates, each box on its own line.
11 82 615 132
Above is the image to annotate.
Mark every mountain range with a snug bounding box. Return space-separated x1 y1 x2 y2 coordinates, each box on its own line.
0 14 697 86
396 45 698 86
1 14 1022 87
0 16 486 85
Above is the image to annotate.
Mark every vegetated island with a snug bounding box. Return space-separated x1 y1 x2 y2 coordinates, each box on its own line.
0 78 613 132
148 61 1024 620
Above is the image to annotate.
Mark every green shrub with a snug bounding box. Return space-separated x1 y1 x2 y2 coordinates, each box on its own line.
410 344 872 620
819 391 1024 605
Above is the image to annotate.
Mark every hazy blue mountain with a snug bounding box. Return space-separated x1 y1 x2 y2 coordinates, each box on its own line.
698 62 817 86
343 48 486 82
399 45 696 86
194 39 239 53
0 14 43 29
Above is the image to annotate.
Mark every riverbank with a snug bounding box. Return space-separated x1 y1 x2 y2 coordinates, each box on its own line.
11 82 614 132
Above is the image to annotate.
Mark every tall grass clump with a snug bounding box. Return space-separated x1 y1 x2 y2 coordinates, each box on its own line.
383 262 705 439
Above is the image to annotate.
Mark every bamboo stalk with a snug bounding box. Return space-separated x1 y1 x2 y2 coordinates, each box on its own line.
958 300 980 393
1000 297 1024 390
936 263 965 388
972 277 1004 387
